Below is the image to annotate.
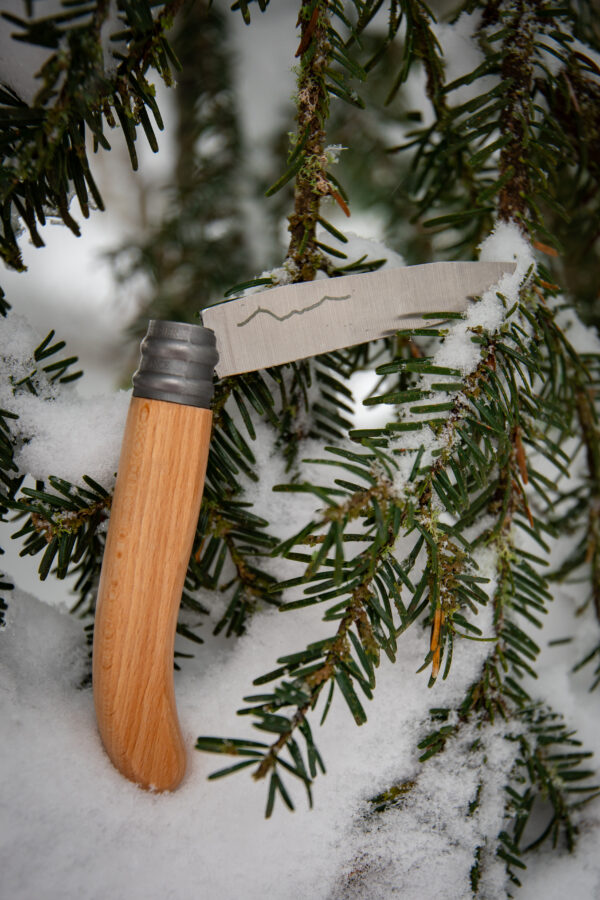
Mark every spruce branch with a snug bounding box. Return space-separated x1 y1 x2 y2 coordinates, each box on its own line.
496 2 535 230
264 1 371 278
217 3 391 468
0 324 110 598
405 470 595 882
408 289 600 880
382 1 600 255
286 1 335 280
501 704 600 873
195 258 600 831
232 0 370 464
0 325 111 614
190 399 283 637
198 512 400 815
195 282 537 808
8 476 110 585
0 0 187 272
385 0 445 112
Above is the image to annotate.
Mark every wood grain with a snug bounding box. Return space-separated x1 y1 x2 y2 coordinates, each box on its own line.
93 396 212 791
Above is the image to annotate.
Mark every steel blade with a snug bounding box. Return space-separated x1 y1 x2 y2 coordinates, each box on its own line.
202 260 516 378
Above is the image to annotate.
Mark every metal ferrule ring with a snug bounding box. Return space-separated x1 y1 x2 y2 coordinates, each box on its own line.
132 320 219 409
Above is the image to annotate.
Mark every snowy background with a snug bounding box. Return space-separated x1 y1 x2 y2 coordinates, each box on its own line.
1 4 599 899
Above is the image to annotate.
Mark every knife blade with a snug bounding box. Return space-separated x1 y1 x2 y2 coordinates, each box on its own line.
202 260 515 377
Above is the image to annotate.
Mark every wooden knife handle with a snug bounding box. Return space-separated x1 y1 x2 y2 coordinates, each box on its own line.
93 397 212 790
92 321 218 791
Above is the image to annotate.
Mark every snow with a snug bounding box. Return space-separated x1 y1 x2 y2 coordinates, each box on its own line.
535 33 600 83
389 221 535 493
320 231 406 270
433 221 535 374
553 302 600 356
9 388 130 488
336 721 515 900
1 519 598 898
0 312 130 488
517 827 600 900
432 11 498 105
324 144 346 165
0 582 495 899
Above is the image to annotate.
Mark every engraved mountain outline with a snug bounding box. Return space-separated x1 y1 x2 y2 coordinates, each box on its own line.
236 293 352 328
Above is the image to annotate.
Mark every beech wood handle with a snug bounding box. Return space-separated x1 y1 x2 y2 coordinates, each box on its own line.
92 396 212 791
